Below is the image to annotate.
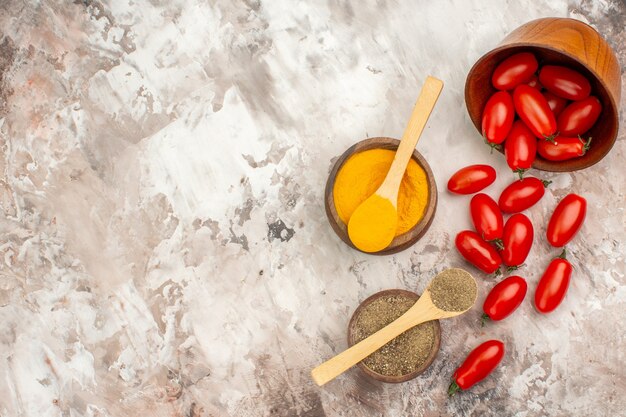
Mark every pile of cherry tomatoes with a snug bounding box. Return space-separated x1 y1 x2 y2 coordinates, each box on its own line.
445 164 587 396
482 52 601 173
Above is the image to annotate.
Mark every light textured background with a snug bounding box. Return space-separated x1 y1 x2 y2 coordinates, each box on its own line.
0 1 624 416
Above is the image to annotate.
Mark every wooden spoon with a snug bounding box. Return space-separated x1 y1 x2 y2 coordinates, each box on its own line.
311 268 476 386
347 76 444 253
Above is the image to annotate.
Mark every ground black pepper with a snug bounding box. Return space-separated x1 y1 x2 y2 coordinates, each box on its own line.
352 294 436 376
429 268 477 312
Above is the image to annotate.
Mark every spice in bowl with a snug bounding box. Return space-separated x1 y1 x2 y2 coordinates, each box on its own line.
352 293 437 377
333 149 429 237
429 268 477 312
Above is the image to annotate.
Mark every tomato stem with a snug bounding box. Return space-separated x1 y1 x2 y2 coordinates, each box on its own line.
493 268 502 277
506 264 525 273
541 180 552 188
489 238 504 251
580 136 592 154
448 381 462 397
556 248 567 259
483 138 503 154
481 313 490 327
514 168 526 180
544 132 559 143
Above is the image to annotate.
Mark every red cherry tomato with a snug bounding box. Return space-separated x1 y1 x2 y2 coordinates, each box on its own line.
448 165 496 195
498 177 550 213
542 91 569 117
491 52 539 90
482 275 527 323
455 231 502 274
535 251 572 313
482 91 515 144
537 136 591 161
539 65 591 101
546 194 586 247
501 213 533 267
557 96 602 136
525 74 542 90
513 84 557 139
448 340 505 396
470 193 503 241
504 120 537 178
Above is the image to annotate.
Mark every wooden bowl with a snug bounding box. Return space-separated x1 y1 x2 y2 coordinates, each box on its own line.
347 289 441 383
325 137 437 255
465 17 621 172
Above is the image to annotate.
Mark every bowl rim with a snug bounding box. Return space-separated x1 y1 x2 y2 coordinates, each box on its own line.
346 289 442 383
465 42 620 172
324 137 438 255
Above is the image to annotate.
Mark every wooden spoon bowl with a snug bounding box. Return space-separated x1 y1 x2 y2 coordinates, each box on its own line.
465 17 621 172
325 137 437 255
347 289 441 383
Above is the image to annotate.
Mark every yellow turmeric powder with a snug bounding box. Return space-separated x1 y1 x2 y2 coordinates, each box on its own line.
333 148 429 237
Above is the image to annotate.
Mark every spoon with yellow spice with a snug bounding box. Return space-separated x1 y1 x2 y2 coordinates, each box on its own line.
348 76 443 252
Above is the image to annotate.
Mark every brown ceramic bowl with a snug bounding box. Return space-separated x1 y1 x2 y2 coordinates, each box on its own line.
325 137 437 255
347 289 441 383
465 17 621 172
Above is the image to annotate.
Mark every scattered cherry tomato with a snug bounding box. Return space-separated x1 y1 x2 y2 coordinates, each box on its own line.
539 65 591 101
448 165 496 195
491 52 539 90
482 275 527 323
470 193 503 241
501 213 533 267
535 250 572 313
513 84 557 139
498 177 551 213
482 91 515 144
546 194 586 247
504 120 537 178
542 91 569 117
557 96 602 136
455 231 502 274
448 340 505 396
525 74 542 90
537 136 591 161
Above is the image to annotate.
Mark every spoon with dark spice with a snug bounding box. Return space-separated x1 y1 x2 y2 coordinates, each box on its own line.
311 268 477 386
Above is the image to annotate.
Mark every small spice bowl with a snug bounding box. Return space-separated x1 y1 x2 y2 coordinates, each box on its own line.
324 137 437 255
347 289 441 383
465 17 621 172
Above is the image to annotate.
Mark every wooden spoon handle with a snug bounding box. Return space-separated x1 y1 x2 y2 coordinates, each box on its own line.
311 304 432 386
378 76 443 202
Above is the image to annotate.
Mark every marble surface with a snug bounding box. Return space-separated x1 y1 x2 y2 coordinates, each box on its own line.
0 1 624 416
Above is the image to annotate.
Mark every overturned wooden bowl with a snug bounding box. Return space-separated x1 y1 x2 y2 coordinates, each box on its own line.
324 137 437 255
347 289 441 383
465 17 621 172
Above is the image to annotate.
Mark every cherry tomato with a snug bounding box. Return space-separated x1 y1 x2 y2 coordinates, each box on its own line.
448 340 505 396
546 194 586 247
498 177 551 213
542 91 569 117
501 213 533 267
482 275 527 323
537 136 591 161
504 120 537 178
455 231 502 274
513 84 557 139
482 91 515 144
491 52 538 90
448 165 496 195
470 193 503 241
539 65 591 101
525 74 542 90
557 96 602 136
535 250 572 313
